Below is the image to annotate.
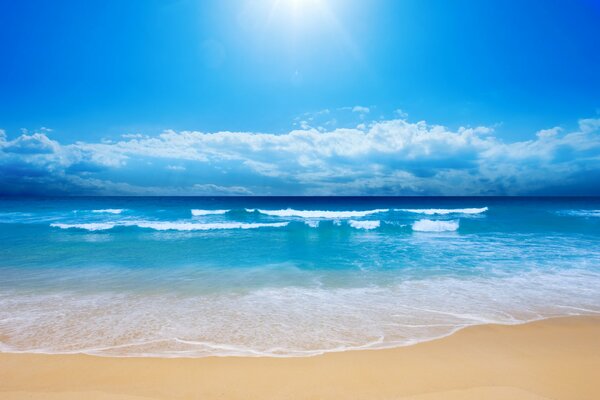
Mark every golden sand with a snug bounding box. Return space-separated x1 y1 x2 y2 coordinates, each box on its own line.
0 316 598 400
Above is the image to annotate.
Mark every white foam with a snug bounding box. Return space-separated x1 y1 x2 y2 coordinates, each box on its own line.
132 222 289 231
251 208 389 218
412 219 459 232
50 223 116 231
348 220 380 230
304 220 320 228
51 221 289 232
1 268 598 358
91 209 125 214
191 209 229 216
398 207 488 215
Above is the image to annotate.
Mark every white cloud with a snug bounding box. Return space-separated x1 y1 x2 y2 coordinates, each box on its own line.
1 117 599 195
2 132 60 154
352 106 370 114
536 127 562 139
395 109 408 118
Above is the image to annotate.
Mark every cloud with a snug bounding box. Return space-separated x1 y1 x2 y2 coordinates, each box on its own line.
351 106 370 114
1 117 599 195
395 109 408 119
3 133 60 154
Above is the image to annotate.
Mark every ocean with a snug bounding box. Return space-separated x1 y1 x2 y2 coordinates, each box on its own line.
0 196 599 357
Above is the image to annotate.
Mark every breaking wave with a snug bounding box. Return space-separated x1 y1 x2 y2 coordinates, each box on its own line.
191 209 230 216
348 220 381 230
51 221 289 232
247 208 389 218
412 219 459 232
398 207 488 215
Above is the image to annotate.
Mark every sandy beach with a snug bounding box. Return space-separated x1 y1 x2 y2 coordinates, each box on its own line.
0 316 598 400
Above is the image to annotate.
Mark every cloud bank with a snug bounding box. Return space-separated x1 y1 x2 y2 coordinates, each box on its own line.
1 116 600 195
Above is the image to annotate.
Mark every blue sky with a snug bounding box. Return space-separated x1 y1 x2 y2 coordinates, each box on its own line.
1 0 599 195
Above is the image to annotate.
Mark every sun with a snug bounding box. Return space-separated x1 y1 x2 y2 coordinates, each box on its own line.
237 0 359 62
269 0 326 21
287 0 322 11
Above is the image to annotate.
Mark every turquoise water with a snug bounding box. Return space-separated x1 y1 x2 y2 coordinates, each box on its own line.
0 197 599 357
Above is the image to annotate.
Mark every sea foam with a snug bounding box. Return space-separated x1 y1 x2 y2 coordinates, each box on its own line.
91 209 125 214
249 208 389 218
304 220 320 228
399 207 487 215
50 222 116 231
412 219 459 232
132 221 289 231
1 268 598 357
51 221 289 232
191 209 229 216
348 220 380 230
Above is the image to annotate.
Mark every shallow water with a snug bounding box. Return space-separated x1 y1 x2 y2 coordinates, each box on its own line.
0 196 599 357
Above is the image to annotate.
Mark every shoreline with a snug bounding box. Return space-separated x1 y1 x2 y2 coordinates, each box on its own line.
1 316 599 399
0 314 590 359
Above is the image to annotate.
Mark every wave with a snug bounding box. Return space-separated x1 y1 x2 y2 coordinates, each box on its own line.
1 268 598 357
51 221 289 232
248 208 389 218
191 209 229 216
398 207 487 215
51 222 117 231
134 222 289 231
412 219 459 232
348 220 380 230
91 209 125 214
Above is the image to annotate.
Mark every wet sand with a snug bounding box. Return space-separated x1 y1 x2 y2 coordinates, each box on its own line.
1 316 598 399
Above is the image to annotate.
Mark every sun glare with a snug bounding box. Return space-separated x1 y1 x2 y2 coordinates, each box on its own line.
268 0 326 22
237 0 360 63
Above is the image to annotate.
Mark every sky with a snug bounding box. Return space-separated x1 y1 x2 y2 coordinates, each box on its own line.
1 0 599 196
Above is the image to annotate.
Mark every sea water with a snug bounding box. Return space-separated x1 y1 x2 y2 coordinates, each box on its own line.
0 196 599 357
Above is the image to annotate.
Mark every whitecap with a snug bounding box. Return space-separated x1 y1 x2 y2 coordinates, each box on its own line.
412 219 459 232
304 220 320 228
348 220 380 230
252 208 389 218
51 223 116 231
398 207 487 215
91 209 125 214
191 209 229 216
51 221 289 232
131 221 289 231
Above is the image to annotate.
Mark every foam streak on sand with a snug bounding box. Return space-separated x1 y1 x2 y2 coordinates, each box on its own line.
3 196 600 399
1 268 598 358
0 317 598 400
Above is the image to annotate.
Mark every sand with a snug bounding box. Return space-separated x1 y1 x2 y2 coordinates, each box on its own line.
0 316 598 400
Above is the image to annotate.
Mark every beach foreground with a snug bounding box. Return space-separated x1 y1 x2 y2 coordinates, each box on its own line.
1 316 598 400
